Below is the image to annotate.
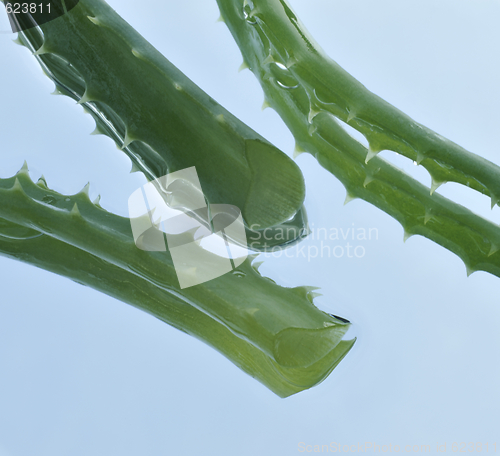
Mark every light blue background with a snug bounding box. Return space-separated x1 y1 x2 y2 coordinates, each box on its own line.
1 1 499 455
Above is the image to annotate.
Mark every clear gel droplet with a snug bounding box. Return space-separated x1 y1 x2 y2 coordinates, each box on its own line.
269 63 300 90
232 270 246 278
243 5 257 24
42 196 56 205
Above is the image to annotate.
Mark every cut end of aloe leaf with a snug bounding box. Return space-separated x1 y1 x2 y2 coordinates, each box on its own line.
0 167 353 398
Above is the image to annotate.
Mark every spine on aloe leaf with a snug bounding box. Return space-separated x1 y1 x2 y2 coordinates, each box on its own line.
6 0 308 251
0 165 355 397
216 0 500 278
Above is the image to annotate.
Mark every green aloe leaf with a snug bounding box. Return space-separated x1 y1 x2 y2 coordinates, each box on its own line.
216 0 500 277
0 164 354 397
5 0 308 250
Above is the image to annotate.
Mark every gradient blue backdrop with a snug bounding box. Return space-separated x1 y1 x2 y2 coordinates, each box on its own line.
1 1 499 455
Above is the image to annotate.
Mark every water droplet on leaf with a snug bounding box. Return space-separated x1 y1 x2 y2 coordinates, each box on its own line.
276 79 299 90
243 4 257 24
232 270 246 278
42 196 56 205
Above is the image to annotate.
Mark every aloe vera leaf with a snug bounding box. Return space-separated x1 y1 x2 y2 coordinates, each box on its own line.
0 166 354 396
0 219 354 398
5 0 307 250
218 0 500 202
216 0 500 277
